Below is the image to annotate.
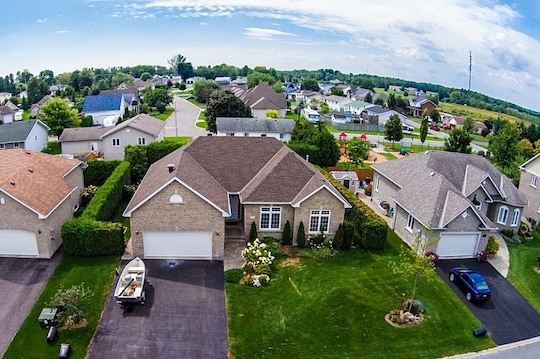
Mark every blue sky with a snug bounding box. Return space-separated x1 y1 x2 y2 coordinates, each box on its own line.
2 0 540 111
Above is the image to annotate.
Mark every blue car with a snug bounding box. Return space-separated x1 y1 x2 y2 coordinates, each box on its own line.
449 266 492 302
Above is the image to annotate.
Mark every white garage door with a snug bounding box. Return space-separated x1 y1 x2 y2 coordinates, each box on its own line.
143 231 212 259
0 230 39 257
437 233 479 258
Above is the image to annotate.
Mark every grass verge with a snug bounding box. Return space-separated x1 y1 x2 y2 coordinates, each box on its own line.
226 233 494 358
507 233 540 312
4 255 120 359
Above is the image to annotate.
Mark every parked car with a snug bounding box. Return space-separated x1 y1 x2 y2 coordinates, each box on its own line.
449 266 492 302
429 124 440 131
442 123 452 130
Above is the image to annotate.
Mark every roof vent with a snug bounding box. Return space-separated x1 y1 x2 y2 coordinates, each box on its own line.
10 180 15 185
25 150 31 155
167 163 175 173
28 168 34 173
429 172 435 176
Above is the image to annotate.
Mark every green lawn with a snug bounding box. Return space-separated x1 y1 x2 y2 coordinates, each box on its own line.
226 233 494 359
150 106 174 121
4 255 120 359
507 233 540 312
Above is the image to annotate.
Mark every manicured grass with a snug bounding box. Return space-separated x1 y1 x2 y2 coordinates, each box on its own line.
226 233 494 359
4 255 120 359
150 106 174 121
42 141 62 155
507 233 540 312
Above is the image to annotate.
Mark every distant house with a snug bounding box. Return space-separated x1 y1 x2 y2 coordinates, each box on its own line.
59 114 165 160
31 95 53 118
0 104 22 124
322 95 353 112
408 96 436 117
216 117 294 142
215 76 232 85
240 83 287 119
344 101 375 115
100 83 140 114
351 88 374 101
0 119 50 152
0 92 12 103
82 93 126 126
185 76 204 84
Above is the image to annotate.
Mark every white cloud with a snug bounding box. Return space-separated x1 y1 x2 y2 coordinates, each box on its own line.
243 27 295 40
37 18 47 23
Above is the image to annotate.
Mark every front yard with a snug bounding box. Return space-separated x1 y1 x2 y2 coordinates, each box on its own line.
507 233 540 312
226 233 494 359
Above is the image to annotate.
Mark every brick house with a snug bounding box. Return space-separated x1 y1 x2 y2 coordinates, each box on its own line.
123 137 351 260
518 153 540 225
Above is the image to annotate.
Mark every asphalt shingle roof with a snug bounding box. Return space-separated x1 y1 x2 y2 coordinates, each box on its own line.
0 120 48 144
216 117 294 133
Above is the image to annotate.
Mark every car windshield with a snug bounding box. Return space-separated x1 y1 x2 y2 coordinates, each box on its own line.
475 281 489 290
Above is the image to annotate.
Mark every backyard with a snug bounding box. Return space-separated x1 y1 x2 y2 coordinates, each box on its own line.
226 232 494 359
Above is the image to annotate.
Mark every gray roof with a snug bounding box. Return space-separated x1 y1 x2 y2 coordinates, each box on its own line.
331 171 359 181
240 83 287 110
372 151 527 229
216 117 294 134
0 119 49 144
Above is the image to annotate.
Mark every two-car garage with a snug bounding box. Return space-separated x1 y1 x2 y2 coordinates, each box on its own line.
436 233 480 258
142 231 213 259
0 230 39 257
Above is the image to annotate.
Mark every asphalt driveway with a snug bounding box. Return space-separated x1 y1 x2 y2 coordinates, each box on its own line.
437 259 540 345
0 254 62 357
87 259 228 358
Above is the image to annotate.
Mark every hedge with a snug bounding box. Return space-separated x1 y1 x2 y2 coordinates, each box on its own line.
61 217 125 256
320 167 388 250
84 160 122 187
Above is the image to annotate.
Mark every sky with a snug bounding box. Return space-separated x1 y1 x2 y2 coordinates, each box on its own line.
2 0 540 111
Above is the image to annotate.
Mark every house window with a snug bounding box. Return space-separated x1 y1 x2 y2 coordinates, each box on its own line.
244 133 249 137
511 209 521 227
497 206 509 225
228 133 234 136
260 206 281 230
13 143 20 148
309 210 330 233
279 133 284 139
112 138 121 147
531 175 538 188
261 134 267 137
137 137 146 145
406 214 414 231
0 144 4 150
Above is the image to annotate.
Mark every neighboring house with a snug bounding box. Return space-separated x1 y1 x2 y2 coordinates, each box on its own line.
123 137 351 260
216 117 294 142
372 151 526 258
0 149 84 258
0 119 50 152
59 113 166 160
240 83 288 119
82 93 126 126
351 88 374 101
331 113 348 124
296 90 321 104
518 153 540 225
408 96 436 117
100 83 140 114
215 76 232 85
331 171 359 193
360 106 407 126
31 95 53 118
343 101 375 115
322 95 353 112
185 76 204 84
0 105 16 124
0 92 12 103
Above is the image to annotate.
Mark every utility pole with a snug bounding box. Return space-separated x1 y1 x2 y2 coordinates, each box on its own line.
468 51 472 92
174 97 178 138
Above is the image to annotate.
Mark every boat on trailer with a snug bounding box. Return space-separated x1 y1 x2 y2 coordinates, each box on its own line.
114 257 146 307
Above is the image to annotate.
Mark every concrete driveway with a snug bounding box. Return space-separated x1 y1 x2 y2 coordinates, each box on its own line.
0 254 62 357
436 259 540 345
87 259 228 358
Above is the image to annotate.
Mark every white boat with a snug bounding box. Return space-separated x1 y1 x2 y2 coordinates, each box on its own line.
114 257 146 306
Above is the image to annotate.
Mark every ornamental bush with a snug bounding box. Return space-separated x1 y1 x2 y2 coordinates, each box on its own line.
241 238 276 287
47 283 94 328
486 235 501 256
282 220 292 245
297 221 307 248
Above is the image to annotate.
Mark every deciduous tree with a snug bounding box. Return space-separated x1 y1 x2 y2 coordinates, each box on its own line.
205 90 252 133
40 97 80 137
489 121 520 175
384 114 404 149
193 79 219 103
443 128 472 153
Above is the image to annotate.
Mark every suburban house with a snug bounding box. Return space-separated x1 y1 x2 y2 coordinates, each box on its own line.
31 95 53 118
371 151 527 258
240 83 288 119
0 119 50 152
0 149 84 258
518 153 540 225
322 95 353 112
351 88 374 101
0 104 22 124
82 93 126 126
100 83 140 114
185 76 204 84
344 100 375 115
0 92 12 103
59 113 166 160
215 76 232 85
408 96 437 117
216 117 295 142
360 105 407 126
123 137 351 260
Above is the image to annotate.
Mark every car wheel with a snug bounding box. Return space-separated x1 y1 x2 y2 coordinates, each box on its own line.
466 292 472 301
449 273 455 282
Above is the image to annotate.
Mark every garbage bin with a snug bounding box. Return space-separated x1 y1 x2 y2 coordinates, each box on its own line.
58 343 71 358
473 325 487 337
46 326 57 343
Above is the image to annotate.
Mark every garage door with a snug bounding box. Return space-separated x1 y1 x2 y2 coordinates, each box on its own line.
143 231 212 259
0 230 39 257
437 233 479 258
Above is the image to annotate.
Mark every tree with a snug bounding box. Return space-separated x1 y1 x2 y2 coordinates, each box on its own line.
140 72 152 81
26 77 50 105
40 97 80 137
39 69 55 86
463 117 475 134
301 78 320 91
384 114 404 148
517 138 535 159
47 283 94 328
489 121 521 175
419 116 429 149
192 79 219 103
282 220 292 245
443 128 472 153
364 92 373 103
329 86 345 96
205 90 252 133
110 72 134 87
347 137 369 167
168 54 186 74
430 109 441 123
265 109 278 118
247 72 277 88
143 87 172 108
360 79 375 91
297 221 306 248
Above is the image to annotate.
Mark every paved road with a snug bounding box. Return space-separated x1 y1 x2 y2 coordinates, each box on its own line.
164 97 207 138
87 260 228 359
436 259 540 345
0 254 62 357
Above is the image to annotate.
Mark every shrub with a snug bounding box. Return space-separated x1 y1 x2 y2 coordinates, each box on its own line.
260 237 282 258
282 220 292 245
518 222 533 239
249 221 258 243
297 221 307 248
333 223 344 250
47 283 94 328
486 235 501 256
224 269 244 283
307 238 334 259
342 220 355 250
61 218 125 256
241 238 276 288
84 160 122 187
402 299 425 315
